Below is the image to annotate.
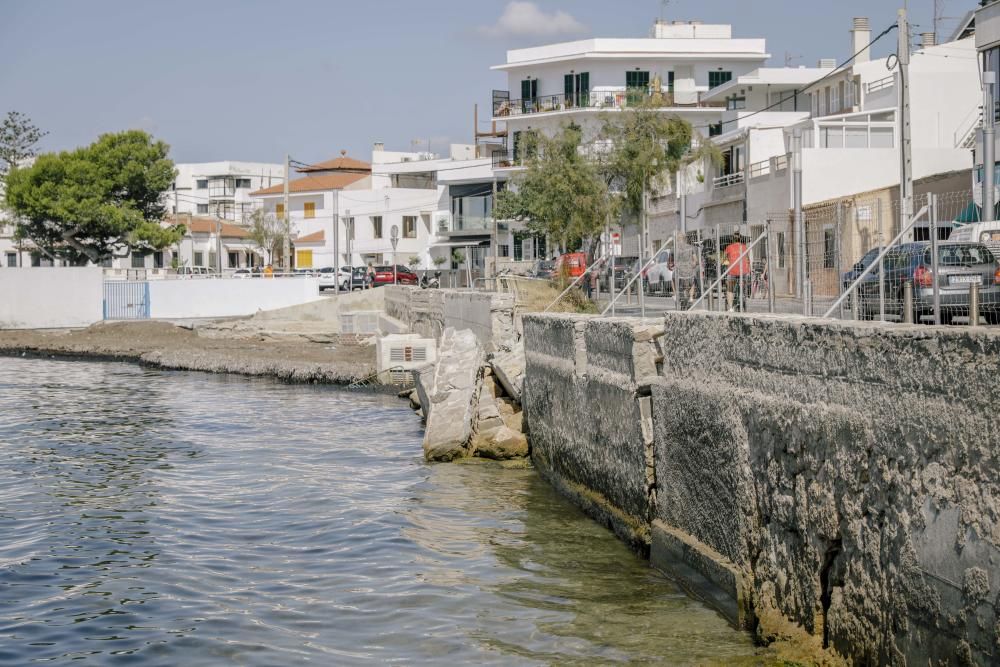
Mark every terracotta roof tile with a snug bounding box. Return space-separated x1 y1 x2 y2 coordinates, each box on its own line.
294 230 324 244
167 215 251 239
296 156 371 173
250 171 369 196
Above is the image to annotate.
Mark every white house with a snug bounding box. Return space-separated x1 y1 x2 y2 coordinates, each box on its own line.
169 161 285 224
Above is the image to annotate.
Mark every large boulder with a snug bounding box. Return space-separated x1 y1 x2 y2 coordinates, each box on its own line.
490 341 525 403
421 328 484 461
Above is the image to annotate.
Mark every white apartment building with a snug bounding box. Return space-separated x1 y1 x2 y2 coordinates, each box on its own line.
170 161 285 224
490 20 770 161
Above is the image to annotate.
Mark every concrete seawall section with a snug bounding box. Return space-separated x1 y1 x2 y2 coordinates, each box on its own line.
522 311 1000 664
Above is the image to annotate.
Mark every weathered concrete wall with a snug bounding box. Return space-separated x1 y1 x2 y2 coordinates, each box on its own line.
522 311 1000 664
0 268 103 329
384 286 515 352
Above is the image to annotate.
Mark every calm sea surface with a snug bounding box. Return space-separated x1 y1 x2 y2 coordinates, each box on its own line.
0 356 760 665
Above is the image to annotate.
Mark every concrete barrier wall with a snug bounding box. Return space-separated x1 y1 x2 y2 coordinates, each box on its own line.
148 278 322 319
384 287 514 352
522 311 1000 664
0 268 103 329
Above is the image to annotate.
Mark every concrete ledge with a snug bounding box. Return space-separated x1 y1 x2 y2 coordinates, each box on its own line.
650 520 751 629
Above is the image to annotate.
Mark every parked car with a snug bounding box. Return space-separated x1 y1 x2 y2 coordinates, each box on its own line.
316 266 351 291
350 266 368 289
600 255 639 292
645 248 674 294
555 252 587 279
531 259 557 280
856 242 1000 323
841 246 885 291
232 268 254 279
372 265 419 287
293 268 316 278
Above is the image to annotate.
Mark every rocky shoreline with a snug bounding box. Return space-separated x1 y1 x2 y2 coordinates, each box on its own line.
0 321 377 385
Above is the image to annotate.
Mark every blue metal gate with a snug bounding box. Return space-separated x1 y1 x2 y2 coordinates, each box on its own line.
103 281 151 320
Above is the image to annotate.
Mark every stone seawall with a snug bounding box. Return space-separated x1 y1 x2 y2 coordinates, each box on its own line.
522 311 1000 664
383 287 515 352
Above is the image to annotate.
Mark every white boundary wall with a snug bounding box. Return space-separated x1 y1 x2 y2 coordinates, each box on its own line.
147 278 322 319
0 268 104 329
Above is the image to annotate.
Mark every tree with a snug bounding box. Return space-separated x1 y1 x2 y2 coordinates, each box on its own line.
0 111 47 178
494 124 611 252
244 208 286 264
408 255 422 269
3 130 183 264
598 101 720 217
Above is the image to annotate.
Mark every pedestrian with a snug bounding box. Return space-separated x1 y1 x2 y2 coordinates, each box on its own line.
264 264 274 279
724 236 751 311
588 261 601 300
365 262 375 289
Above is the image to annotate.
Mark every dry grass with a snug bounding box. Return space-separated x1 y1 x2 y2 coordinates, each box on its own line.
510 278 599 314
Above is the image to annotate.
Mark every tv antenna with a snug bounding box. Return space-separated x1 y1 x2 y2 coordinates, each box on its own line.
784 51 802 67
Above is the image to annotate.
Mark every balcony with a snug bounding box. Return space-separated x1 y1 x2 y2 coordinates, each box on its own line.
712 171 745 189
493 88 724 119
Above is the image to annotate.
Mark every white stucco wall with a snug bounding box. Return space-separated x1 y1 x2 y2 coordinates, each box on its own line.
148 278 322 319
0 267 104 329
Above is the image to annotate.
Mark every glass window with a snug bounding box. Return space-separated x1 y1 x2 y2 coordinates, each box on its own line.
371 215 383 239
131 253 147 269
197 203 209 214
196 179 208 189
304 202 316 219
820 127 843 148
153 251 164 269
403 216 417 239
5 252 16 267
227 251 239 268
870 127 894 148
727 97 746 111
708 71 732 89
235 178 252 189
845 126 867 148
275 203 285 219
194 251 204 266
625 70 650 89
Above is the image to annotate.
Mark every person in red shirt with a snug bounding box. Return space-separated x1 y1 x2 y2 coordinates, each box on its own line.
724 237 751 311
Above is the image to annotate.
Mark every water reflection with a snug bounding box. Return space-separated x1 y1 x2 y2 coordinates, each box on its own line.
0 357 759 665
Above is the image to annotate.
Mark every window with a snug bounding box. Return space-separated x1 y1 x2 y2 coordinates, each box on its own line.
6 252 16 267
667 71 675 93
708 70 732 89
130 253 146 269
347 217 355 241
777 232 786 268
403 216 417 239
563 71 589 107
304 202 316 219
275 203 285 219
499 244 510 258
727 97 746 111
708 122 723 137
811 92 819 116
235 178 252 189
153 251 164 269
194 251 204 266
831 84 840 113
208 252 217 269
823 227 836 269
196 179 208 189
625 70 650 89
197 203 209 214
295 249 313 269
227 251 239 268
371 216 383 239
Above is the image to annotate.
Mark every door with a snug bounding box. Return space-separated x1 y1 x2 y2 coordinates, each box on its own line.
103 281 150 320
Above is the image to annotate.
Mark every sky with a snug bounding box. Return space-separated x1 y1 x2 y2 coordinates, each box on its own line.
0 0 976 166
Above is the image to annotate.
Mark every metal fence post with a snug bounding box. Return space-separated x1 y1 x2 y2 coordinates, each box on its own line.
903 282 914 323
877 199 885 322
836 201 844 320
970 283 980 326
715 224 723 312
929 193 941 325
765 220 775 314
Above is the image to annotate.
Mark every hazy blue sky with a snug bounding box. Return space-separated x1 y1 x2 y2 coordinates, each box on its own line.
0 0 974 165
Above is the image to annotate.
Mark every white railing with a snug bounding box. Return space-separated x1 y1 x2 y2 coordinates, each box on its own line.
748 160 770 179
773 154 789 172
865 75 895 94
712 171 745 189
953 105 982 148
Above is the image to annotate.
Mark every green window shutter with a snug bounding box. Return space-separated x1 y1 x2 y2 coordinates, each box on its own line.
521 79 532 99
565 74 574 98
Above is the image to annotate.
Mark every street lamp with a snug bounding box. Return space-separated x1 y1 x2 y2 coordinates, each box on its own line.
390 224 399 285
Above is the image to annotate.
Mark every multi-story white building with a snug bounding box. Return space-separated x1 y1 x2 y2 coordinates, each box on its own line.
170 161 285 224
490 20 770 159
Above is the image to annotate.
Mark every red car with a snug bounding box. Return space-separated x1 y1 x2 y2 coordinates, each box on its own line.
555 252 587 278
372 265 418 286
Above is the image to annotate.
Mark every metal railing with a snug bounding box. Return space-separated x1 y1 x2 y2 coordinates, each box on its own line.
712 172 745 189
493 89 725 118
865 75 895 94
748 160 770 179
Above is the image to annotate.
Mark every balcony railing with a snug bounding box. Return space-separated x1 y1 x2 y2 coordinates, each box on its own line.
493 88 724 118
712 171 745 189
865 75 895 94
748 160 770 179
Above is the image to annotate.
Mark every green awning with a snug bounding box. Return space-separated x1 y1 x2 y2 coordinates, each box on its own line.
954 200 1000 224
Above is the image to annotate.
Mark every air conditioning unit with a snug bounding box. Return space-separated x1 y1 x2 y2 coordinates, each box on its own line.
375 334 438 385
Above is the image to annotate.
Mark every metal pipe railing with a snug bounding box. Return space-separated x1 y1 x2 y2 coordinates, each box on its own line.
822 202 928 318
599 238 674 316
687 231 767 312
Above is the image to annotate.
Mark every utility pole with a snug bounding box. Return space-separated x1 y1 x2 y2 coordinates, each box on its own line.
984 71 996 222
678 170 687 234
792 128 804 299
898 8 914 230
282 153 291 271
491 177 498 277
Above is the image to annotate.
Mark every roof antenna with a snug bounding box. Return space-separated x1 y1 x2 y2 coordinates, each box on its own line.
660 0 669 23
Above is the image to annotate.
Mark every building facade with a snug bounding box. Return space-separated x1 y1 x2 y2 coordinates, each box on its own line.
170 161 285 224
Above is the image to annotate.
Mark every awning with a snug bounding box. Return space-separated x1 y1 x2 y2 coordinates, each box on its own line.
431 239 491 248
954 201 1000 224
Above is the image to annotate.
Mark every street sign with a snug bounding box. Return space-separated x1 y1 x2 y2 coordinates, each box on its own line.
390 225 400 285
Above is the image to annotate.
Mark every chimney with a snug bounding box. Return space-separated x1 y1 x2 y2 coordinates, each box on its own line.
921 32 937 48
373 142 384 152
818 58 837 69
850 17 871 64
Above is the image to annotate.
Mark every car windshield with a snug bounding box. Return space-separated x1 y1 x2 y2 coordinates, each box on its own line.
927 244 996 266
538 261 555 269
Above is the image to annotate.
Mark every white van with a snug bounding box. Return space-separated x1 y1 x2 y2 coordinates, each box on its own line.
950 222 1000 257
